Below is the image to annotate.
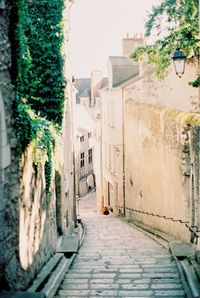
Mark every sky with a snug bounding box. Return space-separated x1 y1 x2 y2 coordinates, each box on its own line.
68 0 161 78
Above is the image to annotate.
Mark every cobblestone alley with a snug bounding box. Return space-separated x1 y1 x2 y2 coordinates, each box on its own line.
55 191 186 297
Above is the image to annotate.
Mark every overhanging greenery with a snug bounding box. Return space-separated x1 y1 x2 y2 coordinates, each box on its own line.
131 0 199 86
11 0 66 194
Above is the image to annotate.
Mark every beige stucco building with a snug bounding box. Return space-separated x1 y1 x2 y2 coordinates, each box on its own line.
123 62 199 242
98 56 139 213
98 34 200 244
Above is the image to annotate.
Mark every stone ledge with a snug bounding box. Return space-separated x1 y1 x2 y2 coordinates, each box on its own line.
57 235 78 253
28 253 64 292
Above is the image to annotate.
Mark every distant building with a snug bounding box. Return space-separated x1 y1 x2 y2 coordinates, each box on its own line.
72 71 108 199
99 56 139 213
73 104 95 197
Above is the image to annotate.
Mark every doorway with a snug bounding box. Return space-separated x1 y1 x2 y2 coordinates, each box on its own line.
108 182 114 208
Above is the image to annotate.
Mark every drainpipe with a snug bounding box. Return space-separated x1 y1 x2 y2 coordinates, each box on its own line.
122 88 126 217
69 80 78 228
100 91 103 210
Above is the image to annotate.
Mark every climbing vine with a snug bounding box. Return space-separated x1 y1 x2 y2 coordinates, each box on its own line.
131 0 200 86
11 0 66 194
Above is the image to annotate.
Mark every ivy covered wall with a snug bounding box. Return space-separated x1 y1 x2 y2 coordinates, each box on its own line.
10 0 67 194
0 0 70 290
12 0 66 125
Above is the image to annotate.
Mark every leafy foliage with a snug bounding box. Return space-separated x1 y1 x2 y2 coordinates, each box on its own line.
15 96 63 194
13 0 66 125
131 0 200 85
11 0 66 194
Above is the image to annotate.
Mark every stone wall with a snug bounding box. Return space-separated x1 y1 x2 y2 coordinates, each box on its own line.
0 0 71 290
190 126 200 248
0 1 20 289
10 146 59 290
124 99 200 242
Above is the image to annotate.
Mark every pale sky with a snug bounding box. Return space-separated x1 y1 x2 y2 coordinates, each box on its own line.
69 0 161 78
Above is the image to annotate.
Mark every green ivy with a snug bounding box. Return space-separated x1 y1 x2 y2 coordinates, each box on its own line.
12 0 66 125
131 0 199 86
14 96 62 191
11 0 66 195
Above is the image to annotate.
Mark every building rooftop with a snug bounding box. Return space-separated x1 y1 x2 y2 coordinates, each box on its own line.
109 56 139 87
74 78 91 97
74 77 108 98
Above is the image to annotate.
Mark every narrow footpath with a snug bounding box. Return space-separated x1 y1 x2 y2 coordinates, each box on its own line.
55 191 186 297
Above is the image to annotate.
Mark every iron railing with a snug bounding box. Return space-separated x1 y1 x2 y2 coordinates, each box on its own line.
115 205 200 243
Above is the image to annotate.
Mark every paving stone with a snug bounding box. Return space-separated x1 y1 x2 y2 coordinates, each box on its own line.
60 283 89 290
91 273 116 278
121 284 149 290
89 289 118 296
65 273 91 278
151 283 183 289
154 290 186 296
54 192 186 298
118 273 142 278
57 289 90 296
89 284 119 290
89 279 114 284
61 278 89 284
142 272 179 278
118 290 154 296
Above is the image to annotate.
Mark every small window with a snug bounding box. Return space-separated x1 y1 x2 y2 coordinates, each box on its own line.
80 136 84 142
80 152 85 168
88 132 92 138
88 148 92 163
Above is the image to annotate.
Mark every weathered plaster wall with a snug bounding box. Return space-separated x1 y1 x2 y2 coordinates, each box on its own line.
124 100 197 241
127 63 198 113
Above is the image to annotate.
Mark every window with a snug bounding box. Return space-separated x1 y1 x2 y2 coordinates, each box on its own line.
80 135 84 142
88 132 91 138
88 148 92 163
80 152 85 168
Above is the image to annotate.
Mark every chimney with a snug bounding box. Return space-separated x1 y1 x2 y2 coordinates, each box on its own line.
122 33 145 57
91 70 102 106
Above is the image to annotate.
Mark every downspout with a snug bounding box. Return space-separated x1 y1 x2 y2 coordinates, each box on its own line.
122 87 126 217
70 81 78 228
100 91 103 210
